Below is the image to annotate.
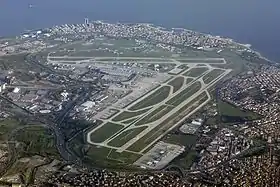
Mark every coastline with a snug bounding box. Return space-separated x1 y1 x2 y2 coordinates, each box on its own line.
100 21 273 64
1 20 274 64
94 21 276 64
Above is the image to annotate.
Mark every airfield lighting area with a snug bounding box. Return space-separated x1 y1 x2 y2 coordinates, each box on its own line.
2 20 280 186
48 55 232 169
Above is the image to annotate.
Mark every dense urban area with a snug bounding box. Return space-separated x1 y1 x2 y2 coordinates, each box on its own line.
0 20 279 186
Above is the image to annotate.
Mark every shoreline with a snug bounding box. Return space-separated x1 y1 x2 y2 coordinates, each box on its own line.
1 20 275 64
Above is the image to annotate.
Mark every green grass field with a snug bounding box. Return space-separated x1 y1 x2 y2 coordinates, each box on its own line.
177 59 224 64
107 150 142 164
218 99 260 119
122 117 138 125
84 146 141 169
164 133 197 168
176 57 224 64
3 159 38 180
166 82 201 106
0 119 59 158
112 108 150 122
84 146 127 168
69 50 117 57
15 126 60 158
48 57 89 61
0 119 20 141
168 77 185 93
186 78 194 85
129 86 171 110
108 126 147 147
134 105 174 126
183 67 209 77
90 122 124 143
202 69 225 84
171 150 198 169
128 92 208 152
164 134 197 148
176 59 204 63
127 114 184 152
99 58 171 62
196 64 207 66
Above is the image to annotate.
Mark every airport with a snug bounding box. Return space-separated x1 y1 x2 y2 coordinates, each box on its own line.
47 53 232 168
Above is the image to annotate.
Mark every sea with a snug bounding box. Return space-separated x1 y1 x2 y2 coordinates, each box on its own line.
0 0 279 62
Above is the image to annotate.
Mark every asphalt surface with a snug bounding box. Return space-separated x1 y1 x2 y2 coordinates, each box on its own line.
86 63 232 153
1 55 232 173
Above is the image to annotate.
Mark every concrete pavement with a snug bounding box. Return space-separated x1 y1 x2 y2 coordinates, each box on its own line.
54 56 232 153
87 64 231 153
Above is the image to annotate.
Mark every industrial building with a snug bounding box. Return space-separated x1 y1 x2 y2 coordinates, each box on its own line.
134 141 185 169
0 81 7 93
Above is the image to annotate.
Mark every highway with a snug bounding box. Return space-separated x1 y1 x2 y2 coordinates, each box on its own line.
1 55 233 173
51 86 101 163
1 69 104 164
6 85 61 90
0 92 83 163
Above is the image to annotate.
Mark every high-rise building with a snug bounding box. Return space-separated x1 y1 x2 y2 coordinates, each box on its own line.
84 18 89 26
0 82 7 92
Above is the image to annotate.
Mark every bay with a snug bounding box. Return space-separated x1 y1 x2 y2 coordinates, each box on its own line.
0 0 279 61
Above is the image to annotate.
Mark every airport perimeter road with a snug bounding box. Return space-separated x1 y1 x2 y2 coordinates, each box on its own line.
87 67 212 144
6 85 61 90
88 66 219 134
87 67 230 146
127 69 231 153
87 69 232 152
115 89 210 153
141 91 211 153
47 56 227 65
104 65 212 115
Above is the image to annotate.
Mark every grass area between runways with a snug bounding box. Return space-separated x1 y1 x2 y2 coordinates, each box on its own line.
112 108 150 122
183 67 208 77
90 122 124 143
168 76 185 93
166 81 201 106
202 69 225 84
121 117 138 125
134 105 174 126
108 126 147 147
128 92 208 152
185 78 194 85
129 86 171 110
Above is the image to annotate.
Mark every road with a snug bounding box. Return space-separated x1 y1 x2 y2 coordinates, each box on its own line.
47 56 227 68
87 63 232 153
51 86 99 162
86 65 208 143
47 55 227 63
6 85 60 90
0 93 82 163
1 55 232 173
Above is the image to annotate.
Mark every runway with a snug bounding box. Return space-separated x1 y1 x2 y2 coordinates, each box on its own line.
78 57 232 153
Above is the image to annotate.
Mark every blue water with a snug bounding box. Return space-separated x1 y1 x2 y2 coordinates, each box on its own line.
0 0 280 62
